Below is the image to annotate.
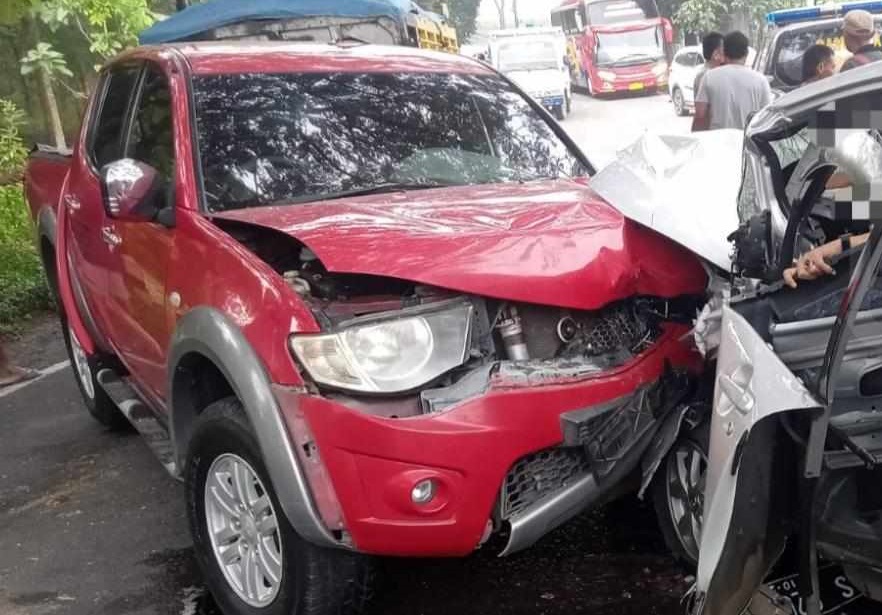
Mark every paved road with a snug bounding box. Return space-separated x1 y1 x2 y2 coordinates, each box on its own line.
0 94 873 615
561 90 691 169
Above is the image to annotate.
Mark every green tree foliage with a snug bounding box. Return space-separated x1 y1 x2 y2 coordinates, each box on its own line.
675 0 802 38
21 41 73 78
0 98 50 330
34 0 157 62
410 0 480 42
447 0 481 41
0 99 29 177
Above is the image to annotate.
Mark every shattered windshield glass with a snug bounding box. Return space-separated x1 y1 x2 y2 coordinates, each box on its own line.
193 72 586 212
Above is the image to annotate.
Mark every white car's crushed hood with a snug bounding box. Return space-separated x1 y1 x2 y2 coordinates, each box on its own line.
590 130 744 271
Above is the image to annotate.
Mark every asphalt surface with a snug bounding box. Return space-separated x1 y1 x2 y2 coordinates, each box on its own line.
0 93 875 615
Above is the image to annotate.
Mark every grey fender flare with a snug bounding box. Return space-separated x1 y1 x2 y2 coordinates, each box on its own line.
168 307 345 550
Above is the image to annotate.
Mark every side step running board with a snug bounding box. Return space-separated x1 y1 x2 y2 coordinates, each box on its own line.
96 369 179 478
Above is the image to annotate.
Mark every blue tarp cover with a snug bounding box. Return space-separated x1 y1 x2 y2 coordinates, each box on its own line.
140 0 415 45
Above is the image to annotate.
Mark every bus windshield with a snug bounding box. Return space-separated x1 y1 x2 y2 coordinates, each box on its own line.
497 39 559 72
595 27 664 66
587 0 656 25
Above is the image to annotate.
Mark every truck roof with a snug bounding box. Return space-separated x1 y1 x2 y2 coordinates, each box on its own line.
140 0 414 44
131 41 492 76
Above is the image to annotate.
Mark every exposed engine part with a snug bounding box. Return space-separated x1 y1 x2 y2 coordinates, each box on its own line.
557 317 577 343
497 305 530 361
283 271 312 296
493 296 703 364
555 302 654 359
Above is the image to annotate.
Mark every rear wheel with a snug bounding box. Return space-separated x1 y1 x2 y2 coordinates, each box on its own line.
672 87 687 116
187 398 375 615
62 323 127 430
652 421 709 568
566 91 572 114
554 105 567 121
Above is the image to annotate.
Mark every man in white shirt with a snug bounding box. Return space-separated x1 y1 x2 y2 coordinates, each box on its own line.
692 31 772 131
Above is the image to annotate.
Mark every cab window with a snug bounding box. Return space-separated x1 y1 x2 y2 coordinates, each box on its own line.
126 65 174 182
90 66 140 170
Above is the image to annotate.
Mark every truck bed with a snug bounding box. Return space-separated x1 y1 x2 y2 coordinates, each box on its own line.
25 145 72 223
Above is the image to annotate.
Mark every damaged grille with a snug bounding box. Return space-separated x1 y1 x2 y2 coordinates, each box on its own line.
500 447 591 519
573 303 653 356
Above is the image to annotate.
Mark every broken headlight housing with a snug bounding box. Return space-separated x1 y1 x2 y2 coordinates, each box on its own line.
290 301 474 394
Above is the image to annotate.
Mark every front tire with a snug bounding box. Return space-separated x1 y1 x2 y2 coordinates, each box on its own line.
187 398 374 615
672 87 687 116
652 421 709 568
554 105 567 121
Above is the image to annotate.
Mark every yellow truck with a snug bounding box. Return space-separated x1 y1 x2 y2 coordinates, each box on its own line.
141 0 458 53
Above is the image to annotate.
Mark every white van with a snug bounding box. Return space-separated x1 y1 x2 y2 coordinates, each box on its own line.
489 28 573 120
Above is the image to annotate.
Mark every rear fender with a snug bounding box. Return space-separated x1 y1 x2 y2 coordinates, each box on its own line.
693 305 821 615
53 176 96 355
168 307 345 550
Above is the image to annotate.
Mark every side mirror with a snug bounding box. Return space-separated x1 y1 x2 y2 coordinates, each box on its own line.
100 159 162 223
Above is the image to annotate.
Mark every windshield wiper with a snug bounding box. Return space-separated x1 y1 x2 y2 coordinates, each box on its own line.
612 53 656 66
270 182 458 206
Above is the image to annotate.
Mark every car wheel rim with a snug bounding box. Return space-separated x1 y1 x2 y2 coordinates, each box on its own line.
665 440 707 562
205 454 283 608
69 327 95 400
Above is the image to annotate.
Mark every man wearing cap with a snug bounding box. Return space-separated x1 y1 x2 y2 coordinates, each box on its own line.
841 9 882 71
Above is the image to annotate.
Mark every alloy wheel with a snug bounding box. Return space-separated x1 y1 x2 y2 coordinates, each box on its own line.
673 88 685 116
664 439 707 562
205 453 284 608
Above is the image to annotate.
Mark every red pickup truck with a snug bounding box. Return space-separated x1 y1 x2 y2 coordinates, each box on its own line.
25 42 710 615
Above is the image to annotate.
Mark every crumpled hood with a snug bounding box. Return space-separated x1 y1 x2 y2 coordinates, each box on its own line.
590 131 744 271
211 180 706 310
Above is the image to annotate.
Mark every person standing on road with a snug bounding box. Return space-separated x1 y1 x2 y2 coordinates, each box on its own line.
840 9 882 71
802 44 836 84
692 31 772 132
693 31 725 105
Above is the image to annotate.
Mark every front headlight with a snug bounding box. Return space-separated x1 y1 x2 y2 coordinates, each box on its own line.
651 61 668 77
290 302 474 394
597 70 617 82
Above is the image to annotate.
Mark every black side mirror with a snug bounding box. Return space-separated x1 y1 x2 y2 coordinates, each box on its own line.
100 159 164 223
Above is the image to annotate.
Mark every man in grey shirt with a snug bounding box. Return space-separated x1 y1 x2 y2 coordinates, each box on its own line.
693 31 772 131
693 31 724 102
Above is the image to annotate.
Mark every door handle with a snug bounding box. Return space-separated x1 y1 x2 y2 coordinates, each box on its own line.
101 226 122 247
718 373 755 416
64 194 81 212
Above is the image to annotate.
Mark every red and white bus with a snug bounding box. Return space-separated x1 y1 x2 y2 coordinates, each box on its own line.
551 0 674 95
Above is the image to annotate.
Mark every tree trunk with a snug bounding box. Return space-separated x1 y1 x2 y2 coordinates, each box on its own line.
39 67 66 151
494 0 507 29
512 0 520 28
26 17 66 150
176 0 189 11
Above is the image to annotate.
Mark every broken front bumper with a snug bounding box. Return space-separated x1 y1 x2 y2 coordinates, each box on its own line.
277 325 700 558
